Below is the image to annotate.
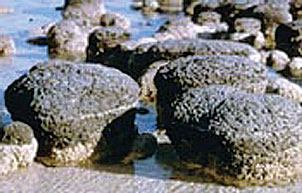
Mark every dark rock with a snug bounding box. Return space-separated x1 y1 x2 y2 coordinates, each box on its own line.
88 38 262 81
276 20 302 57
122 133 158 164
154 55 267 106
162 86 302 186
5 60 139 166
87 27 131 61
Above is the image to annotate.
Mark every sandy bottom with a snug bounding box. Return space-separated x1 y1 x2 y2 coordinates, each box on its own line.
0 163 300 193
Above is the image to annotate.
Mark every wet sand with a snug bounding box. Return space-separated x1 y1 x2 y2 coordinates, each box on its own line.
0 162 300 193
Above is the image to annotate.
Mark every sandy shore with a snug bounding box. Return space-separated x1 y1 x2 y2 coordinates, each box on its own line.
0 163 300 193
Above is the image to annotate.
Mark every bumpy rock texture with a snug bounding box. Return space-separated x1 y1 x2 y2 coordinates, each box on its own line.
5 61 139 166
153 17 228 42
63 0 106 22
161 86 302 186
0 122 38 175
47 20 92 61
266 71 302 103
155 55 267 104
88 38 262 80
48 11 129 61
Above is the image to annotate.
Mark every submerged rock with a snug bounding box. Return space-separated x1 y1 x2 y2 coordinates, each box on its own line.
122 133 158 164
0 122 38 175
162 86 302 186
5 61 139 166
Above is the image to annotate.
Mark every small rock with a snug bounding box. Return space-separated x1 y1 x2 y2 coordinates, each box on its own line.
266 50 290 71
158 0 183 12
230 31 265 49
0 122 38 175
63 0 106 22
0 7 13 14
289 57 302 78
266 71 302 103
193 11 221 25
234 17 262 34
122 133 158 164
0 36 16 57
100 13 131 31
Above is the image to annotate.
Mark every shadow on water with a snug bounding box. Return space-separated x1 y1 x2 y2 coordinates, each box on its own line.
81 103 222 186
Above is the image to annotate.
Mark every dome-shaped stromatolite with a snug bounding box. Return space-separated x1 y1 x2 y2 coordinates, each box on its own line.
162 86 302 186
0 121 38 175
5 61 139 166
155 55 267 105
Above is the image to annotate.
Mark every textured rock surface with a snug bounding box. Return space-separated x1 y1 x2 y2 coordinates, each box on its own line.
87 27 131 61
155 55 267 105
158 0 183 12
5 61 139 166
266 71 302 103
48 12 130 61
288 57 302 78
47 20 93 61
0 122 38 175
234 18 262 34
154 17 227 42
162 86 302 186
0 36 15 57
88 38 262 80
138 60 168 103
63 0 106 22
100 13 131 30
193 11 221 25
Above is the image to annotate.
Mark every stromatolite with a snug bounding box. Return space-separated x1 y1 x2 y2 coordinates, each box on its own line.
5 60 139 166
